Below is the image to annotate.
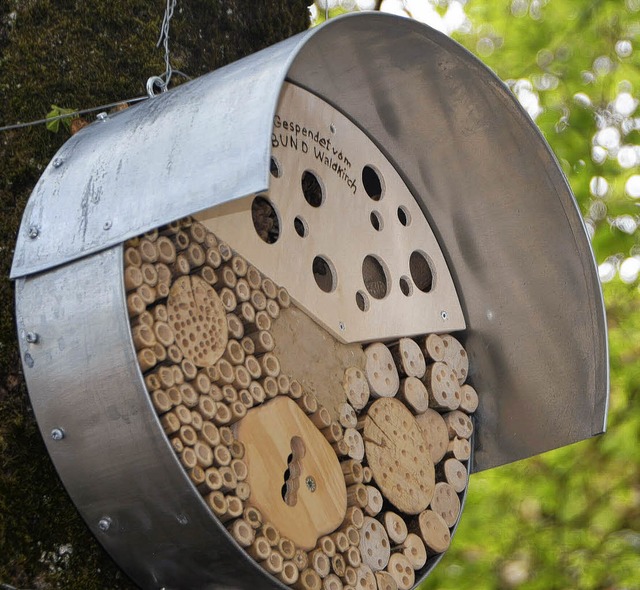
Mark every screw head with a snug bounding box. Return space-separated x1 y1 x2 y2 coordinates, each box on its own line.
338 321 346 332
305 476 316 493
51 428 65 441
28 226 39 239
440 310 449 321
52 158 64 168
98 517 112 532
25 331 39 344
103 220 112 230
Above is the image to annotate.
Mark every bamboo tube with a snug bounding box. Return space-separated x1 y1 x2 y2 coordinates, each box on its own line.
294 549 309 573
189 465 206 489
194 441 214 468
323 422 344 444
213 444 232 467
248 536 272 562
188 221 207 244
155 282 169 300
223 495 244 522
155 236 176 264
220 266 238 289
171 436 184 454
167 379 181 401
174 230 190 251
446 437 471 461
193 372 212 395
244 506 262 529
124 265 144 291
279 561 300 586
206 491 228 520
179 383 198 408
276 286 291 309
318 536 336 558
172 253 191 276
138 284 157 305
241 334 256 355
200 265 218 286
332 439 349 457
127 293 146 317
249 381 266 404
209 383 223 402
262 522 281 547
132 309 154 328
153 342 167 363
343 546 361 569
155 263 172 287
344 507 365 530
364 486 383 517
263 550 284 575
137 348 157 372
160 412 180 435
200 422 220 447
330 531 350 555
203 467 222 491
222 384 239 403
179 425 198 447
250 289 267 311
231 255 248 277
386 554 414 590
383 512 408 545
139 238 158 263
239 301 257 326
145 373 161 391
249 330 275 354
374 571 398 590
180 359 197 381
124 246 142 267
289 379 303 399
220 287 237 313
223 340 245 365
154 366 175 389
216 359 236 385
279 537 296 560
218 241 233 262
219 466 237 493
399 533 427 570
190 410 203 432
310 407 332 429
339 404 357 429
180 447 197 469
206 246 222 269
459 384 479 413
244 356 262 380
262 376 279 399
331 552 346 577
206 364 220 383
151 390 172 414
236 481 251 501
219 426 234 446
260 277 277 300
203 231 217 249
362 467 373 484
231 458 248 481
229 401 247 424
342 567 358 588
310 549 330 578
144 228 159 241
346 484 368 508
246 265 262 290
228 518 255 548
140 262 158 287
255 310 272 332
265 298 280 320
235 278 251 302
174 404 193 425
296 393 318 415
167 344 183 364
260 353 280 378
322 574 343 590
161 219 182 235
233 366 251 390
230 440 245 459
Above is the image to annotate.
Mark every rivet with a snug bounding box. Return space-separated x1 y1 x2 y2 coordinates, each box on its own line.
25 331 39 344
305 476 316 492
338 321 346 332
28 226 39 239
52 158 64 168
441 310 449 321
103 220 112 230
98 517 112 532
51 428 65 441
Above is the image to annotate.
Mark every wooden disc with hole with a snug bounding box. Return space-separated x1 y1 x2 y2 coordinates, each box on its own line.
359 516 391 572
343 367 370 410
415 409 449 464
423 334 445 362
423 362 460 410
363 399 435 514
416 509 451 554
443 410 473 439
364 343 399 398
441 458 468 493
386 554 415 590
393 338 426 379
441 335 469 384
167 275 228 367
430 482 461 527
398 377 429 414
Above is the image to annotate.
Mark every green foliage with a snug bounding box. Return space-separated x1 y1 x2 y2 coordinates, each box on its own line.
45 105 76 133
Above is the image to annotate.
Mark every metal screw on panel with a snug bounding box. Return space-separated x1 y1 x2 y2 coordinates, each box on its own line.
98 517 112 532
96 112 108 121
440 310 449 321
52 158 64 168
51 428 65 441
338 321 346 332
28 226 39 239
305 476 316 492
103 220 112 230
25 331 39 344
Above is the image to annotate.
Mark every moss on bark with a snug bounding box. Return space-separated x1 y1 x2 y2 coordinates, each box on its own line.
0 1 309 587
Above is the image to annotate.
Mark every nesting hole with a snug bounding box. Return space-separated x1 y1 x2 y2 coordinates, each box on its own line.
370 210 383 231
313 255 337 293
362 255 389 300
301 170 324 207
409 250 435 293
399 276 413 297
362 165 383 201
252 196 280 244
270 156 281 178
294 216 308 238
356 290 370 312
397 205 411 226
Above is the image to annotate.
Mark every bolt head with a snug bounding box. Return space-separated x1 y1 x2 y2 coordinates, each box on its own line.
98 517 112 532
338 322 346 332
51 428 65 441
25 331 39 344
103 220 112 230
52 158 64 168
440 310 449 321
305 476 316 492
28 226 39 239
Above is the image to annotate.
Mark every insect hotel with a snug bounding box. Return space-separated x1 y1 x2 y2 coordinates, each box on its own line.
11 13 608 590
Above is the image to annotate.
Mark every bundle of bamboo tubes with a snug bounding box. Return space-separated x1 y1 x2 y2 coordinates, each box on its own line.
126 216 478 589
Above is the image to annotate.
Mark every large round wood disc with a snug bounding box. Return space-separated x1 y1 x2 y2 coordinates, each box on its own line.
363 398 435 515
167 275 228 367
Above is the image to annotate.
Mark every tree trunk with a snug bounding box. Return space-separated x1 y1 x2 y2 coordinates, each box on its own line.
0 1 310 587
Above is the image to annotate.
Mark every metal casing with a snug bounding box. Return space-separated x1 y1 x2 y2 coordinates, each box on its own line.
13 12 608 590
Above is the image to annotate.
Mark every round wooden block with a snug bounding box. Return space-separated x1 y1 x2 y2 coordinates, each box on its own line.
382 511 408 545
364 343 399 398
394 338 426 379
415 409 449 464
359 516 391 572
401 533 427 570
343 428 365 462
459 384 479 413
386 554 414 590
167 275 228 367
440 335 469 384
375 571 399 590
423 333 445 362
342 367 370 411
356 564 377 590
443 410 474 440
398 377 429 414
423 362 461 410
430 482 461 527
441 458 468 493
416 509 450 554
447 437 471 461
363 399 435 515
